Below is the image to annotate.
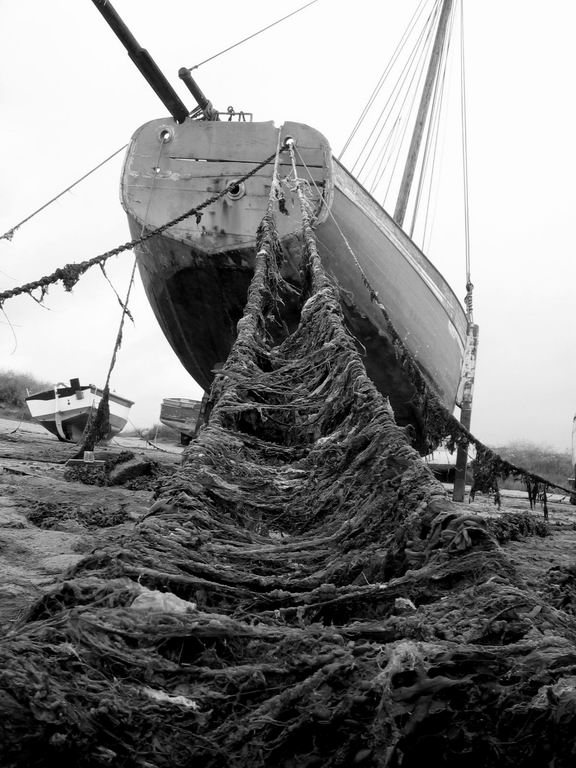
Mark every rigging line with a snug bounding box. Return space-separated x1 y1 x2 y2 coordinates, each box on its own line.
367 118 401 194
338 0 430 160
341 0 431 163
379 10 440 205
353 0 439 180
420 2 455 249
459 0 471 284
367 18 438 196
410 0 454 240
116 418 181 454
0 144 128 243
351 4 435 176
99 264 133 322
382 120 408 202
382 0 441 210
186 0 320 71
1 308 18 355
410 16 447 236
421 81 447 252
103 138 167 391
364 0 443 181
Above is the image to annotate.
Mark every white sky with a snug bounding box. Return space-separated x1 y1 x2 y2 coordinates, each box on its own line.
0 1 574 450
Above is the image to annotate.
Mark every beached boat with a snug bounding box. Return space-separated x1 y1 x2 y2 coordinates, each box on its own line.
159 397 202 445
95 0 475 451
25 378 133 442
121 119 467 446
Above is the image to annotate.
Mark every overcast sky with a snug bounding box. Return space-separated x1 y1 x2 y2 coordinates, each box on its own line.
1 1 574 450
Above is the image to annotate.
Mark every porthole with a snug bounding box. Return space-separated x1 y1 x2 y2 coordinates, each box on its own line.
227 180 246 200
158 127 173 143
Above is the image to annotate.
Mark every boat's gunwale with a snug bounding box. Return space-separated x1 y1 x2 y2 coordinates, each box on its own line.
26 385 134 409
333 156 467 339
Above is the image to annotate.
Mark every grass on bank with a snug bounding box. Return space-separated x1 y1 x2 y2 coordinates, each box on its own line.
494 441 573 490
0 369 53 420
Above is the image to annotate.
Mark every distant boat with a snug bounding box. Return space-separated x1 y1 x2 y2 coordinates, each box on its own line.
159 397 202 445
424 445 476 484
25 378 134 442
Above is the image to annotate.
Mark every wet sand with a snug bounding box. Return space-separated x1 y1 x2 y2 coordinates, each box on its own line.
1 418 575 633
0 418 182 631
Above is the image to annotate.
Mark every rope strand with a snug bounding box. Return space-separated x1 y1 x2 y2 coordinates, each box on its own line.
0 145 128 243
292 144 569 499
187 0 320 71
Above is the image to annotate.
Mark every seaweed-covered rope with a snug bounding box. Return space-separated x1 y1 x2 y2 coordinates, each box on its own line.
77 140 169 454
0 149 283 308
3 143 576 767
289 144 571 502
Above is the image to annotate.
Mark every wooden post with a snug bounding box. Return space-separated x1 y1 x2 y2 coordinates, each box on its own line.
571 415 576 505
453 323 479 502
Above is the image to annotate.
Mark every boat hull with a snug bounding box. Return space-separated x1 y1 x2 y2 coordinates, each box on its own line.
122 119 467 446
160 397 202 437
26 382 133 442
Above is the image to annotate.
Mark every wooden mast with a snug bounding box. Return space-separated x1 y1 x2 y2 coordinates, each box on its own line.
392 0 479 501
393 0 454 228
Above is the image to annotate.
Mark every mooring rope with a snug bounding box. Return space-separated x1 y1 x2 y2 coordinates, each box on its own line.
78 138 173 453
289 143 572 501
0 149 282 308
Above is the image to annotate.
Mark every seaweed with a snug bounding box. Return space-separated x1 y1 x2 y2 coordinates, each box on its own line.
1 212 576 768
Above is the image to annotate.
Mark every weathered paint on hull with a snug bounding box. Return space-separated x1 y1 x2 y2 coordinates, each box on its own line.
317 161 466 410
159 398 202 437
122 119 467 445
33 411 128 442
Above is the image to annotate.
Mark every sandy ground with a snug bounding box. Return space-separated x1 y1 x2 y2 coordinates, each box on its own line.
1 418 575 634
0 418 182 632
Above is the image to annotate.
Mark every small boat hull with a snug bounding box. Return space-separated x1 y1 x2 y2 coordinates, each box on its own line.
122 119 467 447
25 379 134 442
159 397 202 438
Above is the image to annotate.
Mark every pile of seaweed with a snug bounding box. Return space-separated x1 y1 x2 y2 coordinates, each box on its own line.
63 451 175 491
2 212 576 768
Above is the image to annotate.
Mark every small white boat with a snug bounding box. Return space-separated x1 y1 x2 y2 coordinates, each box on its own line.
159 397 202 445
25 378 134 442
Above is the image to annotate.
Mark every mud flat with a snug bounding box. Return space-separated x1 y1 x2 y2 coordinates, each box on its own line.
1 417 575 637
0 418 182 631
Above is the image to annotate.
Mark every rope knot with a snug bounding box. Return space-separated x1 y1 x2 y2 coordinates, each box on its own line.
60 264 85 292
